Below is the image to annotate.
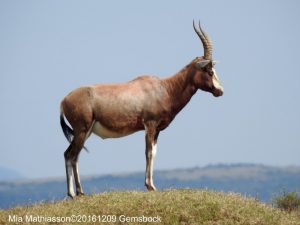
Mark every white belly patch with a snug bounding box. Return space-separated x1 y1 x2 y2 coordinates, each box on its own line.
92 121 133 139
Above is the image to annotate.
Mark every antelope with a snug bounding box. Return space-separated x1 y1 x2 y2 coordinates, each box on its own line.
60 21 223 198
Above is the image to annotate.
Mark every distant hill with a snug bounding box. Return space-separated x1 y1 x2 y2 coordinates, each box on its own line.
0 164 299 209
1 189 299 225
0 167 24 181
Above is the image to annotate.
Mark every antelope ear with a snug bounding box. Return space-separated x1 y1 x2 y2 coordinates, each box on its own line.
196 60 211 68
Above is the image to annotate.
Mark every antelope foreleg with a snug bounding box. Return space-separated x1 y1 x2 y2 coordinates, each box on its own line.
144 122 159 191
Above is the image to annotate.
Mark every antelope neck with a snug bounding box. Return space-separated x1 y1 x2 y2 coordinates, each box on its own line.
162 64 198 114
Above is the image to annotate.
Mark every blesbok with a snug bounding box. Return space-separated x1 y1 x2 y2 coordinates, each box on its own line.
60 21 223 198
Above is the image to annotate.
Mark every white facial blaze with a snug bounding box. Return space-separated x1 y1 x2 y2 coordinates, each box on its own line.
212 68 224 92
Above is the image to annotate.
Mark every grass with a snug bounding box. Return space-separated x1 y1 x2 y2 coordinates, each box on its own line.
0 189 299 225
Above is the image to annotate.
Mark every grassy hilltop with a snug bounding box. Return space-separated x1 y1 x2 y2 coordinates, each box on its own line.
0 189 299 225
2 164 300 209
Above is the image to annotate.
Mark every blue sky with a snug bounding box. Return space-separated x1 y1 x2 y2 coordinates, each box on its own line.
0 0 299 179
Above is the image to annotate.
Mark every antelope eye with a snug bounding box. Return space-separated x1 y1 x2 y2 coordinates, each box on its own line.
208 70 214 76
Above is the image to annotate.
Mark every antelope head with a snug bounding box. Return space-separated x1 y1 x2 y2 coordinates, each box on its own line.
192 21 223 97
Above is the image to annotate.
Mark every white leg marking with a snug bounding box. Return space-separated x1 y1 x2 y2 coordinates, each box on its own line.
152 143 157 158
66 160 76 197
146 142 157 189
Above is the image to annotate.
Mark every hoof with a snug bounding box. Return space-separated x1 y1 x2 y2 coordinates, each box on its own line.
76 191 85 197
67 193 75 199
145 184 157 191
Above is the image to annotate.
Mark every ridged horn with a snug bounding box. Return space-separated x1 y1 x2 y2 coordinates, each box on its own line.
193 20 213 60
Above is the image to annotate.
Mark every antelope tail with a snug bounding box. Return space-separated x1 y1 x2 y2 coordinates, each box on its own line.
60 112 74 145
60 107 89 152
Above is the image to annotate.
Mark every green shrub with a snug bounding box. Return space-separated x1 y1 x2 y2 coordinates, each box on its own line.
274 191 300 212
